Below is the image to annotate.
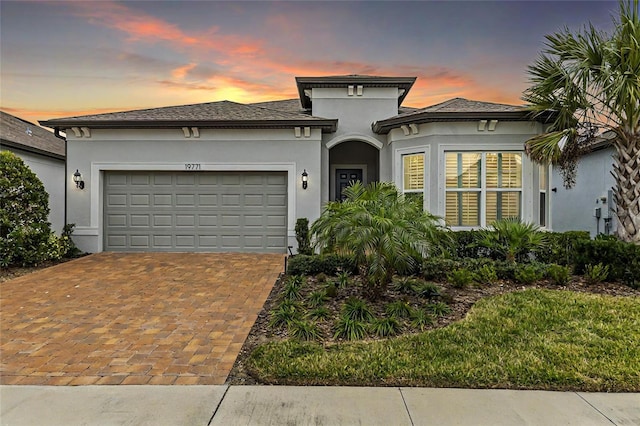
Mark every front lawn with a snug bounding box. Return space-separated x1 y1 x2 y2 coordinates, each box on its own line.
247 289 640 391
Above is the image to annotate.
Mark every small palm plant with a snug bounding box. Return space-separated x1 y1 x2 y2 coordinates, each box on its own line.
477 218 546 263
311 182 448 299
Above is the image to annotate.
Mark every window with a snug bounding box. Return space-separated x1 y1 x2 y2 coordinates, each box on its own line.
445 152 522 227
403 153 424 205
539 164 549 227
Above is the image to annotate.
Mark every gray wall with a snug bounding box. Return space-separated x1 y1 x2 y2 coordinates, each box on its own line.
1 146 65 234
551 146 617 237
313 87 398 203
387 121 545 227
65 127 322 253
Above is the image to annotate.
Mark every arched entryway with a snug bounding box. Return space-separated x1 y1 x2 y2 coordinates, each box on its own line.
329 140 380 201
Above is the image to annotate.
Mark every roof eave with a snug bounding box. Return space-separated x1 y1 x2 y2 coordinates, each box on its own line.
372 111 545 134
0 138 65 160
296 76 417 109
39 119 339 133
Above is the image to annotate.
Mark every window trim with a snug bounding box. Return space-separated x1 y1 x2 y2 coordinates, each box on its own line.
394 145 430 211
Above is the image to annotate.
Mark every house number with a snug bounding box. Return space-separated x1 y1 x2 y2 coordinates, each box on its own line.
185 163 201 170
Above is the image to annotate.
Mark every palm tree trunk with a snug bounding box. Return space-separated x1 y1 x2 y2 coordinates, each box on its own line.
613 136 640 244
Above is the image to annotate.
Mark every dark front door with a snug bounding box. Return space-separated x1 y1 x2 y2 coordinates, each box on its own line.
335 168 363 201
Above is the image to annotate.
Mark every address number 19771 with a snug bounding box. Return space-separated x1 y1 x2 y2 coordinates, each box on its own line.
185 163 202 170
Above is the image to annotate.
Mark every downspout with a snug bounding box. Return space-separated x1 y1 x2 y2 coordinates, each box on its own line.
53 128 68 230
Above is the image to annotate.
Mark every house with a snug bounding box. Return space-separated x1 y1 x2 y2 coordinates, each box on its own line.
551 135 618 237
40 75 552 254
1 110 66 234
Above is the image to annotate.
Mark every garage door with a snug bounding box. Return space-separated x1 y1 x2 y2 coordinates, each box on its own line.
104 171 287 253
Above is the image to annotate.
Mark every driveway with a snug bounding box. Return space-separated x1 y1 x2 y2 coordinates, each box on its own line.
0 252 284 385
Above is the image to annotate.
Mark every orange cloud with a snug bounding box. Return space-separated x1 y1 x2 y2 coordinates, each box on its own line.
68 1 263 56
171 63 198 79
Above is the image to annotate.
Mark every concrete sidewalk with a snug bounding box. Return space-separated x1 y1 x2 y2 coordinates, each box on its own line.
1 385 638 425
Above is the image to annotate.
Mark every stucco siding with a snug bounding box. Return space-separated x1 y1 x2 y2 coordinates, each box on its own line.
387 121 544 226
1 146 65 234
551 147 616 237
66 128 321 253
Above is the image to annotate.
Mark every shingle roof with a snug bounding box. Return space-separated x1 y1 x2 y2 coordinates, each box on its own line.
1 111 65 159
399 98 524 117
249 99 309 114
40 100 337 132
372 97 540 134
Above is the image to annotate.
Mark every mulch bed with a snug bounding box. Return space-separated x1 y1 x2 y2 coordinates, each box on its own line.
226 271 640 385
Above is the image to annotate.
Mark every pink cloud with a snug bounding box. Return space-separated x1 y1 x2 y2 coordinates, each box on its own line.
171 63 198 79
68 1 263 56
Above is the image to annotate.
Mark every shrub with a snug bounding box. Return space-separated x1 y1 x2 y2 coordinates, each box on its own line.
269 300 302 328
315 273 328 284
385 300 412 319
341 297 374 322
585 263 610 285
369 317 401 337
286 254 357 276
421 258 461 281
494 260 518 280
547 264 571 286
333 316 367 340
336 271 351 289
534 231 591 265
474 263 498 285
410 308 434 331
311 181 446 299
0 151 54 266
307 290 328 308
414 282 442 300
392 277 419 293
428 302 452 317
450 230 490 259
325 282 338 298
515 264 544 285
295 218 313 255
282 275 305 300
289 319 322 341
307 307 331 321
57 224 80 259
448 269 474 289
476 218 546 263
574 237 640 285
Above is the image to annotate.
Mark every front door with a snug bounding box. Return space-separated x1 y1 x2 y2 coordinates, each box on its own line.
335 168 363 201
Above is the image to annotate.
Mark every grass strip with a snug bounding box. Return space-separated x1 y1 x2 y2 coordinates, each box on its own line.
248 289 640 391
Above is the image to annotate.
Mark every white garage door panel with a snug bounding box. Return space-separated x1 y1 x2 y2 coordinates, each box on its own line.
104 171 287 253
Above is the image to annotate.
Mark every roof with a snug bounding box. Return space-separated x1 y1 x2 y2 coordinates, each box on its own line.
372 97 545 134
1 111 65 159
249 99 309 114
40 100 337 132
296 75 416 109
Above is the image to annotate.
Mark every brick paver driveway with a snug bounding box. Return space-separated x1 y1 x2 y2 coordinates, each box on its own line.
0 252 284 385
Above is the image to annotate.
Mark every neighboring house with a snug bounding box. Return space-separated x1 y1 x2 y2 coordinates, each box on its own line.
1 110 66 234
551 137 617 238
40 75 552 254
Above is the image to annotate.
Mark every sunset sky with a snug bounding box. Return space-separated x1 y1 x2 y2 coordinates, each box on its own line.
1 0 619 126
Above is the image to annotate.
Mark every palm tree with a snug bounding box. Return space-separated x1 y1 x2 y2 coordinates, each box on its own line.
310 181 447 299
522 0 639 243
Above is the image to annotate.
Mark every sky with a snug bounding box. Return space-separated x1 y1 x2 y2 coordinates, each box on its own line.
0 0 620 126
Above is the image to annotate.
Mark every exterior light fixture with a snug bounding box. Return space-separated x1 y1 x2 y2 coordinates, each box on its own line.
301 169 308 190
73 169 85 190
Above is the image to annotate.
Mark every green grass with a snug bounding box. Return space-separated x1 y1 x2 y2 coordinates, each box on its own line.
249 289 640 391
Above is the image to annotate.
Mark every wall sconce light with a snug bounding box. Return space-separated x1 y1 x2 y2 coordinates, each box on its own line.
301 169 308 190
73 169 85 190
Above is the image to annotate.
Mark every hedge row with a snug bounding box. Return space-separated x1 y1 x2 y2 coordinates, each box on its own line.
288 231 639 288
